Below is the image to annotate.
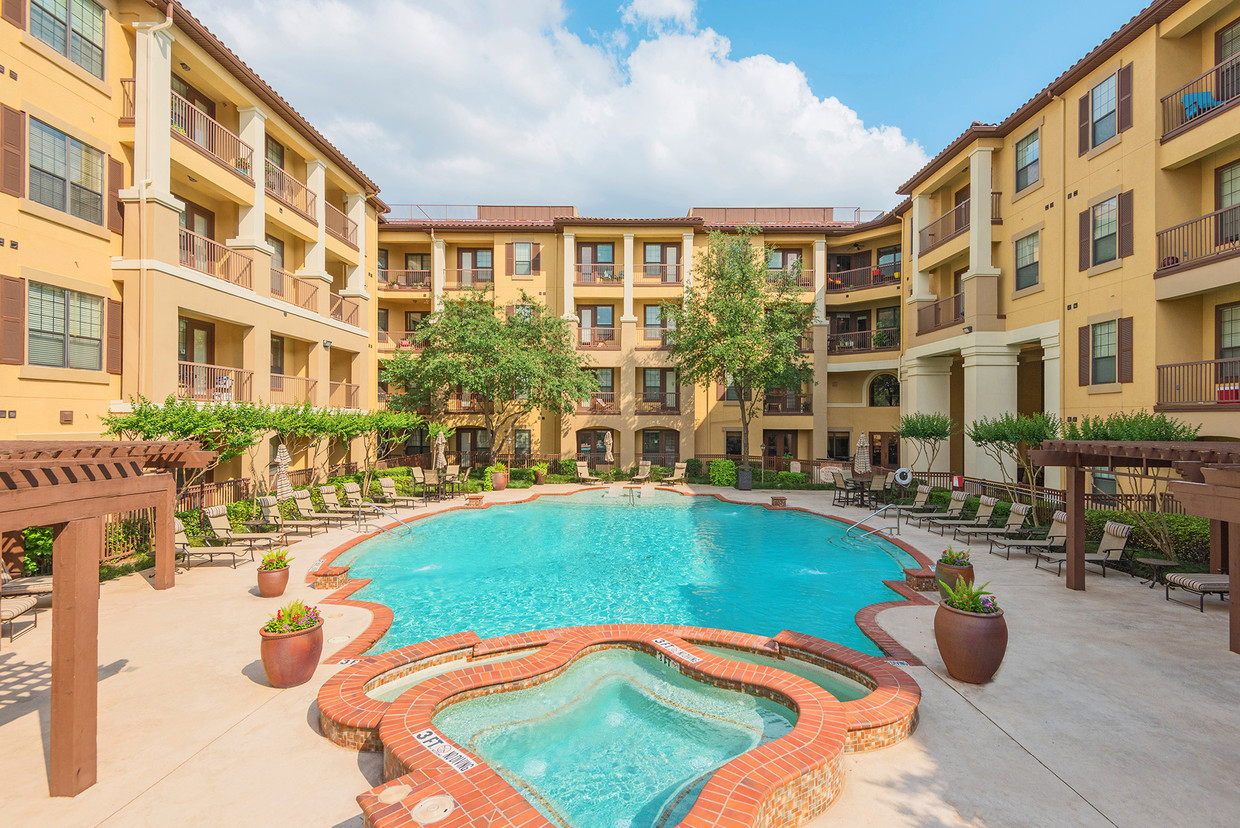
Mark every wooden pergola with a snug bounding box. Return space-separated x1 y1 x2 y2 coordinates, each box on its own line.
0 441 214 796
1030 440 1240 654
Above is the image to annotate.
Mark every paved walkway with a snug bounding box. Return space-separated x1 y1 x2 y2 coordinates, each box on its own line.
0 484 1236 827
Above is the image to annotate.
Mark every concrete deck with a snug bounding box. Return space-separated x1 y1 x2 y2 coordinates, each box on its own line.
1 484 1237 827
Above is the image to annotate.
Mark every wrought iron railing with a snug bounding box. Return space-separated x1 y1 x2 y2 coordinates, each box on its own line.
1160 52 1240 138
444 269 494 290
269 373 316 405
635 391 680 414
574 263 623 284
763 392 812 414
824 262 900 292
270 267 318 312
919 200 969 252
325 203 358 248
330 294 360 327
1155 205 1240 274
179 228 253 288
637 264 682 284
827 328 901 353
1156 357 1240 407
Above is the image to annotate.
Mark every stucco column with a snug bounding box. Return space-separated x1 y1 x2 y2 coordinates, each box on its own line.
1041 332 1063 488
244 320 271 405
967 147 999 276
681 232 694 294
562 231 576 320
813 239 827 324
302 160 331 316
812 322 829 460
622 233 637 323
431 237 445 311
901 356 953 473
343 192 368 297
312 340 331 409
235 107 266 245
132 22 174 200
907 193 933 304
961 343 1020 479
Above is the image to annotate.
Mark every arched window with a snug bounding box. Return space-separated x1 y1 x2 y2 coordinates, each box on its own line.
869 374 900 407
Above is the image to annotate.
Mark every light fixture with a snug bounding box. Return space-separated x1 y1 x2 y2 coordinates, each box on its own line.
179 62 190 71
322 339 332 350
963 325 973 334
187 175 198 183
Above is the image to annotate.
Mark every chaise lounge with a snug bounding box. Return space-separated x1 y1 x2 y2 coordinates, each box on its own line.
1166 572 1231 612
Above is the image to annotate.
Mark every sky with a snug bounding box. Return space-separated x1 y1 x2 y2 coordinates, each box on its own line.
189 0 1148 217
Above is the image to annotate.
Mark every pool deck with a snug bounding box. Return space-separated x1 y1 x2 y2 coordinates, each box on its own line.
1 483 1238 827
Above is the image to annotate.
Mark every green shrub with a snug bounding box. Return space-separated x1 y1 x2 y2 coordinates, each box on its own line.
709 459 737 487
685 458 703 478
21 527 53 576
509 468 534 482
559 459 577 476
774 471 809 487
1085 510 1210 563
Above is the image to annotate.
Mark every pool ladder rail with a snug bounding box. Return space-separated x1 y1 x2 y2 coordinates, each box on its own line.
844 503 902 539
356 501 415 536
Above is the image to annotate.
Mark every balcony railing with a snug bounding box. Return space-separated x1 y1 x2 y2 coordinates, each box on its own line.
797 334 814 353
171 91 253 180
827 328 901 353
574 264 623 284
1161 52 1240 139
577 327 619 350
330 294 360 327
377 330 426 353
448 393 484 414
636 391 680 415
638 327 673 349
264 161 317 220
1155 205 1240 275
179 228 253 289
269 374 316 405
763 392 812 414
577 391 619 414
379 269 431 289
637 264 682 284
325 203 358 248
765 267 815 288
445 269 494 290
177 361 253 402
916 293 964 335
919 200 969 253
119 78 134 124
270 267 318 312
991 191 1002 223
330 381 360 409
1156 357 1240 408
824 262 900 293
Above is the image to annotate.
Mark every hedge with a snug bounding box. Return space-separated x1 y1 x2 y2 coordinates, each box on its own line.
708 459 737 487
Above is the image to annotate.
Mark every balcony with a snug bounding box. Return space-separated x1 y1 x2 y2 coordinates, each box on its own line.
330 294 360 327
916 293 964 335
1155 206 1240 276
636 391 680 415
638 327 672 349
179 228 253 289
765 268 815 289
825 262 900 293
119 78 134 125
637 264 682 285
270 268 318 312
827 328 900 354
177 362 253 402
919 201 969 253
265 161 317 221
797 334 814 353
577 391 619 414
171 91 253 181
325 203 358 249
377 330 426 354
330 381 360 409
575 264 623 285
448 393 483 414
379 269 431 290
577 327 619 350
444 269 494 290
763 392 812 415
1156 358 1240 409
269 374 316 405
1160 54 1240 140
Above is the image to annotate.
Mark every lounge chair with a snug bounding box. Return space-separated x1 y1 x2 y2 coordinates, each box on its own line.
342 481 382 513
631 460 652 484
1035 520 1133 577
989 510 1068 559
663 462 688 485
0 565 53 598
890 485 933 515
175 516 244 568
379 477 424 509
576 461 603 484
928 496 997 536
955 503 1032 543
203 506 283 562
907 490 966 528
1166 572 1231 612
243 495 326 537
318 485 370 516
1 593 39 642
293 489 349 527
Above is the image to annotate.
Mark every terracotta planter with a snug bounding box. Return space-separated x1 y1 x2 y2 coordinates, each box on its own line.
935 561 974 601
933 602 1007 684
260 621 323 688
533 470 547 485
492 472 509 491
256 566 290 598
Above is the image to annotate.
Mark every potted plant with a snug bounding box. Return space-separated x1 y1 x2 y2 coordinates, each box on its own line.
934 546 974 601
531 461 549 485
487 461 509 492
259 599 324 688
257 549 293 598
934 578 1007 684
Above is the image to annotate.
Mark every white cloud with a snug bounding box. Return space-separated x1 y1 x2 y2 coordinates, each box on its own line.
190 0 926 216
621 0 697 30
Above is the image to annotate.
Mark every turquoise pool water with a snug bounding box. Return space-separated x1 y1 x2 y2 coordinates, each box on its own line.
346 490 915 655
433 648 795 827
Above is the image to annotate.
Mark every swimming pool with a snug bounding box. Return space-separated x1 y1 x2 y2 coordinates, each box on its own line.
344 490 916 655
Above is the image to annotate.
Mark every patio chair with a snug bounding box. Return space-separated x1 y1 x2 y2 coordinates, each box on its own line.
907 490 966 528
928 496 997 536
423 469 445 501
631 460 652 484
955 503 1033 543
831 470 858 507
1165 572 1231 612
444 464 462 498
318 485 370 515
203 506 282 563
342 481 382 514
243 496 325 537
174 516 242 569
663 462 688 485
1034 520 1133 577
861 474 890 508
576 461 603 484
989 510 1068 559
293 489 349 527
379 477 424 509
0 565 53 598
1 593 39 642
890 485 933 515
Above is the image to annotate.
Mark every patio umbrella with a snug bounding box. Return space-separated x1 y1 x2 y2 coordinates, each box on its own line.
435 432 448 470
854 433 872 476
603 431 614 463
274 443 293 501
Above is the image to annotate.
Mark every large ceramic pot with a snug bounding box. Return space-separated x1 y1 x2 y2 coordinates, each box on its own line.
533 470 547 485
934 561 974 601
256 566 290 599
933 602 1007 684
492 472 509 492
260 622 324 688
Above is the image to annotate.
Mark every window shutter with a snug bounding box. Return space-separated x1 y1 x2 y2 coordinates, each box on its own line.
1078 93 1091 155
505 243 514 276
1 276 24 365
1079 209 1091 271
107 156 125 235
0 104 24 198
1 0 24 28
106 299 123 374
531 243 541 273
715 382 726 401
1117 63 1133 133
504 303 515 318
1078 326 1090 386
1117 190 1134 258
1118 317 1134 383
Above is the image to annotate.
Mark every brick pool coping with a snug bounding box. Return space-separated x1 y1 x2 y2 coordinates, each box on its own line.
316 624 921 828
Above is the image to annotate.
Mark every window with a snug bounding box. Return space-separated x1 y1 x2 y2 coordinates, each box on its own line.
1091 320 1118 384
458 248 492 276
874 307 900 349
643 243 679 281
514 430 532 456
27 281 103 370
1015 131 1040 191
404 311 426 331
1220 162 1240 243
1219 18 1240 102
512 304 533 321
1091 75 1117 147
377 308 388 332
1015 232 1040 290
1221 305 1240 361
1092 198 1118 265
406 252 430 272
767 248 802 272
725 431 742 457
513 242 532 276
267 235 285 270
877 245 900 274
265 136 284 168
827 432 851 461
31 0 105 79
595 368 614 393
270 335 284 375
644 305 661 328
868 374 899 407
29 119 104 225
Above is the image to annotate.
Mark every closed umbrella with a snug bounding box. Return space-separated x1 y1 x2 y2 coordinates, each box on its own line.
275 443 293 502
603 431 614 464
435 432 448 471
854 433 872 476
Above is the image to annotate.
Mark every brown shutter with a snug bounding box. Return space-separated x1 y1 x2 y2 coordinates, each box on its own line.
505 242 514 276
1078 325 1091 386
107 156 125 235
1079 209 1091 271
716 382 726 401
0 105 24 198
504 303 515 318
530 243 541 274
1118 317 1134 383
1117 190 1134 259
1078 93 1091 155
1 276 24 365
1117 63 1133 133
1 0 24 28
106 300 123 374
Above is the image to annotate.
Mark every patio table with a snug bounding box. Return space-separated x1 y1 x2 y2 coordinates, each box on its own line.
1135 558 1177 589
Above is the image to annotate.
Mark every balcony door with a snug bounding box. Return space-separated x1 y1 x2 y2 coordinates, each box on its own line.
457 249 492 285
578 305 614 344
1218 161 1240 244
641 429 678 465
870 432 899 468
953 185 970 233
1218 302 1240 382
763 430 796 462
178 317 215 401
1217 17 1240 102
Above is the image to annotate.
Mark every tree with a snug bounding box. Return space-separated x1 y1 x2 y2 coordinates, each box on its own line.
966 413 1060 505
263 402 330 487
660 228 814 465
319 410 370 478
896 412 956 478
357 410 423 495
381 291 596 465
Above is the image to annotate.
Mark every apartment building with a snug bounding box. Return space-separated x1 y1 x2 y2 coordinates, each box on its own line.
0 0 381 478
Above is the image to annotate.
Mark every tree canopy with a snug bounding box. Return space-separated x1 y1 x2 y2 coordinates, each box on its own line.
896 412 956 477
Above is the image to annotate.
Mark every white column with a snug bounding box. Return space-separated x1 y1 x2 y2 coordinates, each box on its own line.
431 237 446 312
131 23 175 200
304 160 327 276
961 343 1020 479
901 357 953 473
235 107 267 245
343 192 368 297
907 193 933 303
1041 332 1063 488
813 239 827 324
621 233 636 322
967 147 999 276
562 231 576 320
681 232 694 294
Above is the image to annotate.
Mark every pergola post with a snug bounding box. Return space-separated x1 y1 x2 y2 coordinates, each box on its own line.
1065 465 1087 591
2 529 22 575
1210 520 1228 574
153 476 176 590
49 516 102 797
1230 522 1240 654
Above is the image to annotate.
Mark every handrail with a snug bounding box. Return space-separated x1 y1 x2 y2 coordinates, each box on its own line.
1160 52 1240 138
919 200 969 252
844 503 901 537
357 501 415 536
170 91 253 179
325 202 358 248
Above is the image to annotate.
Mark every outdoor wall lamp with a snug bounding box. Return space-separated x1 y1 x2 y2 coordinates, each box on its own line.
323 339 332 350
963 326 973 334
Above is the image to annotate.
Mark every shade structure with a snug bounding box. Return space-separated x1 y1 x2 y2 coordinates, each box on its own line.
854 434 872 476
603 430 614 463
435 432 447 470
274 444 293 501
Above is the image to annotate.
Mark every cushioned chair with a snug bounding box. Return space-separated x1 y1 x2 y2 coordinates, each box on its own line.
0 565 53 598
342 481 382 513
1165 572 1230 612
891 485 934 515
244 496 326 537
908 490 966 528
1035 520 1133 577
203 506 281 564
576 462 603 484
1 593 39 642
989 510 1068 559
928 495 997 536
955 503 1032 543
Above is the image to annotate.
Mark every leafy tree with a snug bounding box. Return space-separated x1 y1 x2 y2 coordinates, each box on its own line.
319 411 370 478
966 413 1059 505
660 228 814 465
381 291 595 465
358 410 423 494
262 402 330 487
896 412 956 477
